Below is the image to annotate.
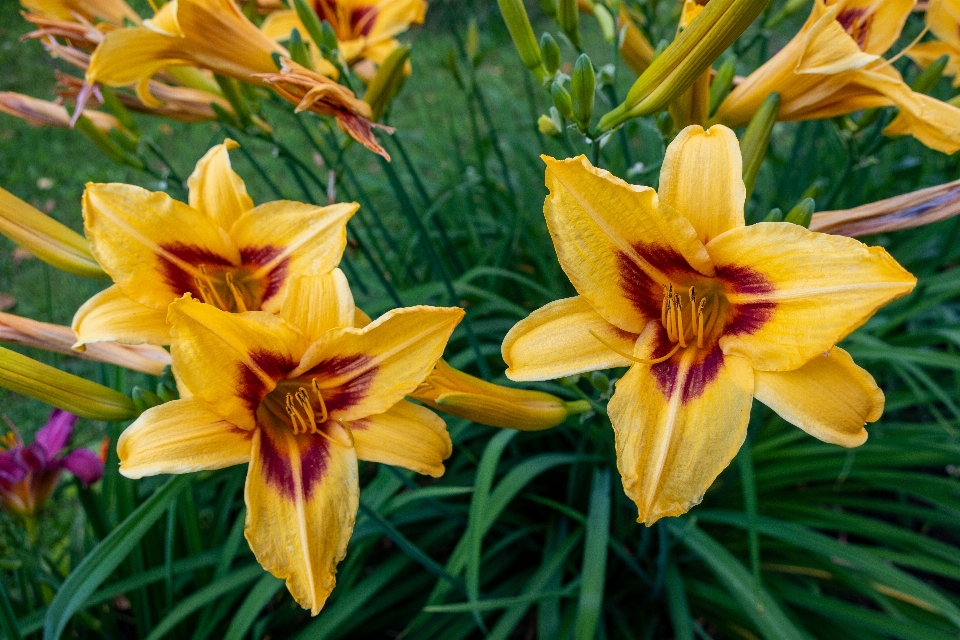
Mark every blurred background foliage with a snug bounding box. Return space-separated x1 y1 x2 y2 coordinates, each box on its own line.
2 0 960 638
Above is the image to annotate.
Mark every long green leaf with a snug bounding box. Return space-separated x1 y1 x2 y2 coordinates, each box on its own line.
222 573 284 640
574 468 610 640
43 476 189 640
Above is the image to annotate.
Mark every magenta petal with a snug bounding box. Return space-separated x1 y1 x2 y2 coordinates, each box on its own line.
35 410 79 459
61 448 104 486
0 449 27 484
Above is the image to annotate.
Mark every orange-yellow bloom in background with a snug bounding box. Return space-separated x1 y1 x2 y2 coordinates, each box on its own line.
72 140 357 347
117 271 462 614
85 0 384 150
714 0 960 154
907 0 960 87
502 125 916 525
261 0 426 80
618 6 655 76
20 0 139 26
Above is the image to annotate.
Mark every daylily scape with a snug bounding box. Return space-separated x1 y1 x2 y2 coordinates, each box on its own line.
503 125 916 525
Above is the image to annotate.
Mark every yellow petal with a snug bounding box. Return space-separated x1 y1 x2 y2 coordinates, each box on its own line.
502 296 636 381
926 0 960 48
883 89 960 155
350 400 451 477
228 201 358 312
707 222 916 372
754 347 880 447
260 9 303 40
83 183 241 310
86 28 192 107
280 269 356 343
795 4 878 75
118 397 253 479
608 327 755 525
245 420 358 615
22 0 140 24
72 285 172 348
176 0 289 75
836 0 913 56
542 155 713 334
187 140 255 230
657 125 745 244
168 296 307 430
292 305 464 421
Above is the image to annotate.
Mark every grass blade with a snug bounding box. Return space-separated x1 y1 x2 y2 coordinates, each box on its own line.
574 468 610 640
222 573 284 640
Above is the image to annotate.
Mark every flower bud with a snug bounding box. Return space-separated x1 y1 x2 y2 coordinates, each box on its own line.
618 7 655 75
0 346 137 421
558 0 580 48
0 188 106 279
709 56 737 116
911 55 950 95
539 0 558 17
551 82 574 119
411 360 589 431
784 198 814 228
294 0 335 52
761 207 784 223
593 4 615 43
537 108 561 137
497 0 549 82
364 45 411 121
740 92 781 201
598 0 767 131
540 33 561 75
288 28 314 71
571 53 596 129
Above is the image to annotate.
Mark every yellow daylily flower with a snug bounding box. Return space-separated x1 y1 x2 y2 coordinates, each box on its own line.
118 271 463 614
618 5 655 76
260 0 426 81
714 0 960 154
502 125 916 525
20 0 139 26
907 0 960 87
72 140 358 348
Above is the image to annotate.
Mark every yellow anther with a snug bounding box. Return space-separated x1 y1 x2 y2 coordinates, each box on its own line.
295 388 317 434
675 296 687 348
224 272 248 313
285 393 307 434
589 329 682 365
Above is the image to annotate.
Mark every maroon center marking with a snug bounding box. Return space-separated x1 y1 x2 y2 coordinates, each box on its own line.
650 342 725 403
836 8 871 49
240 245 289 306
157 243 235 297
304 353 377 413
616 243 699 319
351 5 378 37
715 264 777 337
239 349 296 413
258 425 331 499
314 0 338 26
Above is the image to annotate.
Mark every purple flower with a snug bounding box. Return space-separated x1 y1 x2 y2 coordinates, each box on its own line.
0 409 104 516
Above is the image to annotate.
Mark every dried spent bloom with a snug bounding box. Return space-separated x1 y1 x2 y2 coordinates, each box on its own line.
0 410 103 517
503 125 916 525
0 92 119 132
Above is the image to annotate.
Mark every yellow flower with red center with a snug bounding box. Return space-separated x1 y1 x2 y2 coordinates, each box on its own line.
261 0 427 80
117 270 463 614
907 0 960 87
713 0 960 154
502 125 916 525
72 140 357 347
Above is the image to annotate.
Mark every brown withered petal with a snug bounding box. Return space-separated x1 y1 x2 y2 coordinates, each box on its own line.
56 72 231 123
20 13 109 51
810 179 960 237
254 58 393 160
0 92 118 132
0 312 170 375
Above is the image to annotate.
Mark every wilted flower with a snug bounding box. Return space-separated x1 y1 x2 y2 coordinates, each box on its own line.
0 92 119 134
503 125 916 525
0 410 103 517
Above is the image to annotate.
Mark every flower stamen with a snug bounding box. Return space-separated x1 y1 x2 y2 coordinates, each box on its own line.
589 329 682 365
196 264 229 310
224 272 248 313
